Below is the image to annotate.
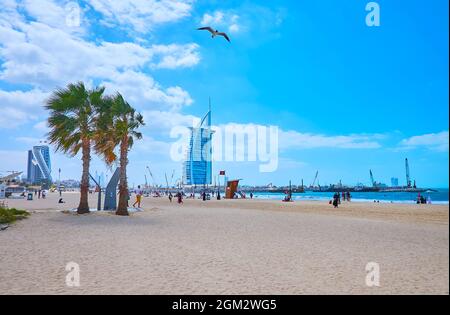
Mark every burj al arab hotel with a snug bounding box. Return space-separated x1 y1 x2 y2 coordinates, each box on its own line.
182 105 214 186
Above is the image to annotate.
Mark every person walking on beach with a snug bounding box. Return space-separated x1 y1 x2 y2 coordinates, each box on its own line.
38 190 41 199
177 191 183 204
133 185 143 208
346 191 351 202
168 192 173 202
332 193 339 208
342 191 346 201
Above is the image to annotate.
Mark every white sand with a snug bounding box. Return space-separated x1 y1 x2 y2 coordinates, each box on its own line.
0 192 448 294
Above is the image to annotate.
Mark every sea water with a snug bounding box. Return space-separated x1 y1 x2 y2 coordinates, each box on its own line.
251 189 449 204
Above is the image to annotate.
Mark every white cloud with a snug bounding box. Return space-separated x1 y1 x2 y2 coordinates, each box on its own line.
132 136 172 155
229 14 240 33
0 0 24 30
142 110 199 133
33 120 50 133
151 43 200 69
0 21 153 88
399 131 449 152
101 70 193 111
0 2 200 86
170 121 382 153
201 11 224 25
88 0 193 33
201 11 240 34
0 24 199 88
200 5 285 37
279 130 382 150
22 0 86 34
0 3 200 127
0 107 34 129
0 89 48 128
0 89 48 109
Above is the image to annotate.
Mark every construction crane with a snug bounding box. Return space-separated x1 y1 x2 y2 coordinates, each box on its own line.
164 172 169 190
311 171 319 187
146 166 156 187
169 169 175 187
369 169 376 187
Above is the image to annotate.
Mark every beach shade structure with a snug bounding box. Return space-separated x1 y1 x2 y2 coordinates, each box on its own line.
104 167 120 211
225 179 240 199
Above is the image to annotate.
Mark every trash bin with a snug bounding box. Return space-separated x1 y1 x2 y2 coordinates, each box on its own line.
27 193 33 201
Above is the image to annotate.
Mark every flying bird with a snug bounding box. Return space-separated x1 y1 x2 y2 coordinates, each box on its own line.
197 26 230 42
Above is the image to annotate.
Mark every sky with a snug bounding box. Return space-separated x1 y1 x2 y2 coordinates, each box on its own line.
0 0 448 188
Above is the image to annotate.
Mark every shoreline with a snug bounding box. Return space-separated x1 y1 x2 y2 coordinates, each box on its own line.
249 190 449 205
252 195 450 205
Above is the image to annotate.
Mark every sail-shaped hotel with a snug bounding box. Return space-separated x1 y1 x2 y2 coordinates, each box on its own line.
182 106 214 186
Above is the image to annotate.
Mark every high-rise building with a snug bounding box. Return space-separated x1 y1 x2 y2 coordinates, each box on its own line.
182 107 214 186
391 177 399 187
27 144 52 184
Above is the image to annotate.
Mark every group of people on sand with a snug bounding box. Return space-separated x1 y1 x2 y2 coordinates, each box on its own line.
417 193 432 204
20 188 68 204
168 192 183 204
331 191 352 208
31 189 47 199
20 189 47 199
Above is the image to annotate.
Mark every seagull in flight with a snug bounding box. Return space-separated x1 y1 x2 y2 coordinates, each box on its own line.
197 27 231 43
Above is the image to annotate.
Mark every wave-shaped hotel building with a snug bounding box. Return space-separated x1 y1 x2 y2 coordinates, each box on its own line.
27 143 52 185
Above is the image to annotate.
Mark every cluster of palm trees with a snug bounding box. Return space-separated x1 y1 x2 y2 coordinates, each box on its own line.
46 82 144 216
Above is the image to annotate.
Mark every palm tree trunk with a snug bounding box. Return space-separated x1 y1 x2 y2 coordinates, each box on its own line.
77 138 91 214
116 135 129 216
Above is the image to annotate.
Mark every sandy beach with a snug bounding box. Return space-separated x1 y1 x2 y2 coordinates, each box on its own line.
0 192 448 295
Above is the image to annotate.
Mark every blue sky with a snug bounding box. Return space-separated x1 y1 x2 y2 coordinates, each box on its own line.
0 0 448 188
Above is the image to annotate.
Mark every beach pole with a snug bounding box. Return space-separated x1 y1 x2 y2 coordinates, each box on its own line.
89 173 101 211
97 176 101 210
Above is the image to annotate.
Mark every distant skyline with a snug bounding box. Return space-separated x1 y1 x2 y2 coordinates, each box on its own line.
0 0 448 188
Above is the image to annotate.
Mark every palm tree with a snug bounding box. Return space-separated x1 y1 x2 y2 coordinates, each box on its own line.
94 93 144 216
46 82 106 214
